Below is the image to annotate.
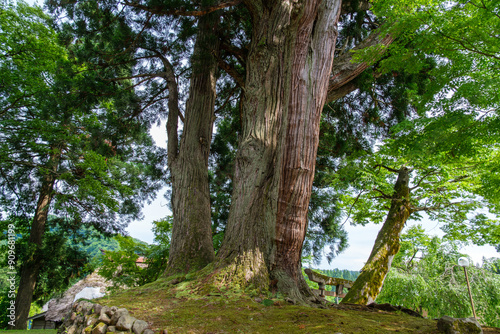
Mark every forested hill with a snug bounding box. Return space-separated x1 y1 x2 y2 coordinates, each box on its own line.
69 233 148 260
71 235 120 260
312 268 360 282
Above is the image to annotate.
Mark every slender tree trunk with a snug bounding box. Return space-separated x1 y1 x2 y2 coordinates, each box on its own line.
13 154 59 329
166 12 220 274
214 0 341 301
341 166 412 305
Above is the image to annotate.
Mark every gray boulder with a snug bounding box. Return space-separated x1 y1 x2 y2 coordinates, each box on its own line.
98 312 112 325
86 314 99 328
437 316 483 334
92 322 108 334
115 314 137 331
101 306 112 318
66 324 78 334
132 320 149 334
93 304 103 315
110 308 129 325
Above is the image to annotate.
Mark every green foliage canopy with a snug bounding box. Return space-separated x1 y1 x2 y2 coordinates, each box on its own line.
0 0 165 233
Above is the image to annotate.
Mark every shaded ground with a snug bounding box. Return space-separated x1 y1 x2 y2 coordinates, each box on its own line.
88 277 500 334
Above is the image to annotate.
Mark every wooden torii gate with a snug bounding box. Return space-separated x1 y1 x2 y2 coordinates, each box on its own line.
304 268 354 300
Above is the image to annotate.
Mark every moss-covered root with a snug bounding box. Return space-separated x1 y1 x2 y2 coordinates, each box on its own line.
185 253 272 297
272 269 325 307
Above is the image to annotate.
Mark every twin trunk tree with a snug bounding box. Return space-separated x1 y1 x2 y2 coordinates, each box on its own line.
164 0 393 301
214 0 341 301
164 0 347 301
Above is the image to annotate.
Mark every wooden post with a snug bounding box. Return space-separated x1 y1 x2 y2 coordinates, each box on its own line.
463 267 477 319
318 282 326 298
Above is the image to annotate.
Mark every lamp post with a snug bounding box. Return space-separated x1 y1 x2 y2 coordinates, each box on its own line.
458 257 477 319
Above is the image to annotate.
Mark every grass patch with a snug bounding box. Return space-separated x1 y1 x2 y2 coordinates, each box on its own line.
93 280 444 334
0 331 57 334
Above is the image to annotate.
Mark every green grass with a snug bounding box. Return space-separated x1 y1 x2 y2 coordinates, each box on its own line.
0 331 57 334
91 278 442 334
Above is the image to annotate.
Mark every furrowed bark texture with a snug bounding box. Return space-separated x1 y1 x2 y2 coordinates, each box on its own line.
272 0 341 301
214 1 293 289
166 12 219 274
13 154 59 329
341 167 411 305
215 0 341 301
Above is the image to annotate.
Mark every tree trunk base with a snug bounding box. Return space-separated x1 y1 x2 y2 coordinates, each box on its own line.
271 269 325 306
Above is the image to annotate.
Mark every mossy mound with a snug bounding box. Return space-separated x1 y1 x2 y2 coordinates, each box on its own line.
92 277 500 334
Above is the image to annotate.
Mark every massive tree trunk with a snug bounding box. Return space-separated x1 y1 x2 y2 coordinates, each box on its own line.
13 153 59 329
341 166 412 305
166 12 220 274
213 0 341 301
271 0 341 301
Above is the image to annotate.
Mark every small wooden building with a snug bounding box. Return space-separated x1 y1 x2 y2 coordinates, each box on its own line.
28 312 58 329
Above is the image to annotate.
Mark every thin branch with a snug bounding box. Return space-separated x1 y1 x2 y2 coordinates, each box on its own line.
342 189 367 226
372 187 391 199
449 175 469 183
373 164 400 173
410 168 438 191
411 201 461 213
1 94 35 116
434 29 500 60
140 90 169 113
215 86 239 114
107 73 163 82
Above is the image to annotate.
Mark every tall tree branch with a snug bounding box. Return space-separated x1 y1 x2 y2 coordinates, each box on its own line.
372 187 392 199
148 50 181 164
411 201 462 213
374 164 401 173
218 59 245 88
326 30 394 103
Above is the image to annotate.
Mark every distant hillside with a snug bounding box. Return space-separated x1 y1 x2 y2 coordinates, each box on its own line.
66 229 149 260
317 268 360 281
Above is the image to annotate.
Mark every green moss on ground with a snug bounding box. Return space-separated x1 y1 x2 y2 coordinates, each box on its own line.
0 331 57 334
93 278 448 334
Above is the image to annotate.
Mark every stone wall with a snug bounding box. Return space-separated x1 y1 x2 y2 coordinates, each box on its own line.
57 300 154 334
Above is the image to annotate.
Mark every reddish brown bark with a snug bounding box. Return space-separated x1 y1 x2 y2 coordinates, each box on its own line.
213 1 293 289
214 0 342 302
272 0 341 299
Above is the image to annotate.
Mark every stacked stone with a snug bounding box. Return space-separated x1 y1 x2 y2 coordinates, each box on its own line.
58 300 154 334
